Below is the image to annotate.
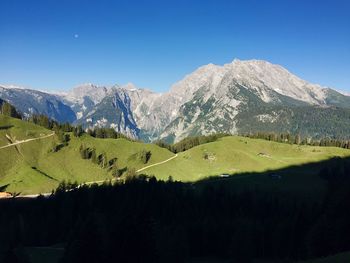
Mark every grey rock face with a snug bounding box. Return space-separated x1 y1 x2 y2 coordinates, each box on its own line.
2 60 350 142
0 86 76 123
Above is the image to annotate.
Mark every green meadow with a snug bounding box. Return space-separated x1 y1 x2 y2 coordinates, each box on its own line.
144 136 350 181
0 115 173 194
1 115 350 195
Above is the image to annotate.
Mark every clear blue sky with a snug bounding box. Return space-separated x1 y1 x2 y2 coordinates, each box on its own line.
0 0 349 92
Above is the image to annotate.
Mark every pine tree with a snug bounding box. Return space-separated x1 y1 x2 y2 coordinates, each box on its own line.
98 152 107 168
0 102 21 119
73 125 84 137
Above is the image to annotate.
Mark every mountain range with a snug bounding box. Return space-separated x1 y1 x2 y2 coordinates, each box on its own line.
1 59 350 142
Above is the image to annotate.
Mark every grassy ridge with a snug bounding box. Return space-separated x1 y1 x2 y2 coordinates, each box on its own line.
0 116 174 194
145 136 350 181
1 115 350 195
0 115 51 147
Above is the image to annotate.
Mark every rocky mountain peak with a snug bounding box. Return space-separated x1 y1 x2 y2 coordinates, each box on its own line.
65 83 110 104
167 59 328 106
2 59 349 143
122 83 138 91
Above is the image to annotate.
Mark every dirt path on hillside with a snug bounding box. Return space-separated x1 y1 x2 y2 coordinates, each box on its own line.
0 132 55 150
136 154 178 173
1 153 178 199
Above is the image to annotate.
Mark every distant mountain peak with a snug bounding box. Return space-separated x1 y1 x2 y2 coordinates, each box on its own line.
122 83 138 91
0 84 26 90
66 83 110 104
2 59 349 143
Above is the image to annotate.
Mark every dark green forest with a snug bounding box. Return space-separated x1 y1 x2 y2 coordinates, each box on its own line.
1 157 350 263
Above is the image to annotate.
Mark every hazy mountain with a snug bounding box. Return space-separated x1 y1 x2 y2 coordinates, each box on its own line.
1 59 350 142
65 83 156 138
0 85 76 123
63 83 111 120
74 85 140 138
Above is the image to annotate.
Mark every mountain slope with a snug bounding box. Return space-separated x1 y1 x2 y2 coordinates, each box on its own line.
143 136 350 181
159 60 350 142
0 115 174 194
0 85 76 122
73 86 141 138
1 59 350 142
2 115 350 195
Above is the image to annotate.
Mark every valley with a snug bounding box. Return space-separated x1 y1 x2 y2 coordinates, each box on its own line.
2 1 350 261
1 115 350 196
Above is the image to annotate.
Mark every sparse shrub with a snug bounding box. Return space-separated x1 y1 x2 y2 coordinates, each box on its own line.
97 152 108 168
139 150 152 164
203 152 209 160
51 143 64 153
79 144 92 159
57 131 70 146
108 158 118 170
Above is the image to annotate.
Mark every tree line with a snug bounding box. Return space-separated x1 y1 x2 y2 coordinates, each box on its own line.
1 157 350 262
79 144 151 177
242 131 350 150
0 101 22 119
2 102 350 152
154 131 350 154
154 133 230 153
78 144 121 176
0 101 134 142
86 127 132 140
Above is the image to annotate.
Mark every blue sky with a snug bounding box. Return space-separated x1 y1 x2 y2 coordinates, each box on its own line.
0 0 349 92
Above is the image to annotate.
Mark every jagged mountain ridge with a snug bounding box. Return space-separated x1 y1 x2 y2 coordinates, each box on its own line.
0 85 76 123
1 59 350 142
74 86 141 138
153 59 350 141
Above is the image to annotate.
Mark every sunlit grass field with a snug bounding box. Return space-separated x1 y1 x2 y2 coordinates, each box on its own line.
145 136 350 181
1 115 350 195
0 116 173 194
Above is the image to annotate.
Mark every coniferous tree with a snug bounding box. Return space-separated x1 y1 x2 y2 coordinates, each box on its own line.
73 125 84 137
0 102 21 119
98 152 107 168
139 150 152 164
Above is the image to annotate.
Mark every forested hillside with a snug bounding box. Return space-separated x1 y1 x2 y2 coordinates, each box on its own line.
0 115 173 194
1 157 350 262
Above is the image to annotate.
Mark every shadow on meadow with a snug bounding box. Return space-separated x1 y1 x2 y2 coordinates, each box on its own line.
1 156 350 263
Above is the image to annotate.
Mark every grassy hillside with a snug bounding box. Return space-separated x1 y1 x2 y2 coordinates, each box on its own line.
145 136 350 181
1 115 350 195
0 115 174 194
0 115 52 147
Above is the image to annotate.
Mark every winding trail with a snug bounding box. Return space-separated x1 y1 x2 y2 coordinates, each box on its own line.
0 132 55 150
136 154 178 173
3 153 178 199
